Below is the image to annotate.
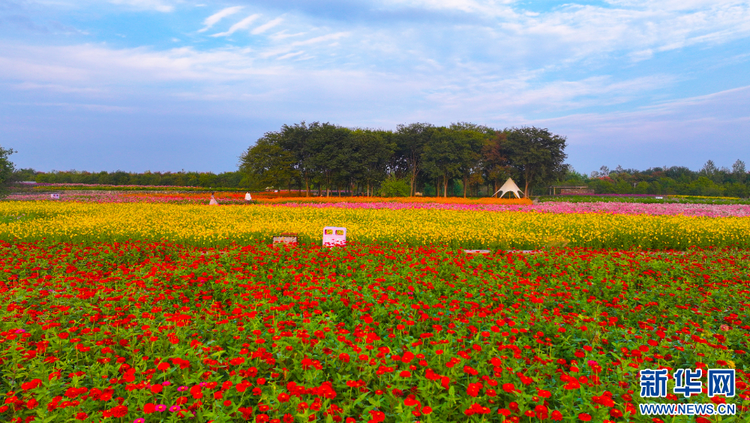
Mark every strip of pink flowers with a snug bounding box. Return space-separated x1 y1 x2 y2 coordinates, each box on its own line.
7 193 750 217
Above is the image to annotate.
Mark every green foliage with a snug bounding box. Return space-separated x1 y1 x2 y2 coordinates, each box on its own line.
0 146 16 199
378 177 410 197
24 170 245 188
503 126 567 197
239 132 296 191
394 123 434 195
582 159 750 198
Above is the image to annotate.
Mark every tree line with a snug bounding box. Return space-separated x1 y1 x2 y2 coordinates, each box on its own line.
7 122 568 198
559 160 749 197
8 132 746 198
17 168 245 189
239 122 568 197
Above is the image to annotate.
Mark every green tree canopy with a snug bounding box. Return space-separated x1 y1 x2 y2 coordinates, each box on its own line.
0 146 16 199
239 132 296 191
503 127 567 197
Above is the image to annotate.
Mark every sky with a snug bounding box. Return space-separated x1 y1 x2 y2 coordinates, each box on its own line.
1 0 749 176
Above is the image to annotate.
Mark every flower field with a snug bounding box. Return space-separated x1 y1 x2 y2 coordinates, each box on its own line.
1 201 750 250
8 192 750 217
1 197 749 422
1 240 748 423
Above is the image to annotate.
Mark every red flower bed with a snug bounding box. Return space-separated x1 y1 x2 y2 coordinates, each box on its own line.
0 241 747 422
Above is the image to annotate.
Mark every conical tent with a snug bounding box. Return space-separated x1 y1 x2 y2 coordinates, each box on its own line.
493 178 524 198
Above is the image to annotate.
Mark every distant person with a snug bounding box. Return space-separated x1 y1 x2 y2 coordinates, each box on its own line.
209 192 219 206
245 192 252 204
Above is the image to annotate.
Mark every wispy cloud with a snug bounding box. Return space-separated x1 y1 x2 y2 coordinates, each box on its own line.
108 0 177 13
4 101 136 112
259 32 350 58
198 6 244 33
251 16 284 35
211 13 261 37
269 30 307 41
10 82 103 94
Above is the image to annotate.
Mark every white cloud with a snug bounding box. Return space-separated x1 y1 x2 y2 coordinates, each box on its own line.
198 6 244 33
269 30 307 41
277 51 304 60
4 102 136 112
381 0 516 16
108 0 177 12
10 82 103 94
211 14 261 37
259 32 350 58
251 17 284 35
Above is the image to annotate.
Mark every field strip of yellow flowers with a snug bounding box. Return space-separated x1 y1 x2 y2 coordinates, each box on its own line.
2 201 749 250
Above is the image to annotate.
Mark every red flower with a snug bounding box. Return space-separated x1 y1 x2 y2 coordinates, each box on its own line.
609 408 623 418
535 404 549 419
551 410 563 421
578 413 592 421
190 385 203 399
369 410 385 422
111 405 128 418
21 379 42 391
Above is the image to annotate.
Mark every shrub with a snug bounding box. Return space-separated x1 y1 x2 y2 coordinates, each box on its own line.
378 177 410 197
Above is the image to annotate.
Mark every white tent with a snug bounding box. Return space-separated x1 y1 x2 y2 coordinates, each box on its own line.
493 178 524 198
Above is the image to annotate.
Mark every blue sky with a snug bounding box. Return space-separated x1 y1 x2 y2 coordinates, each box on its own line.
1 0 749 175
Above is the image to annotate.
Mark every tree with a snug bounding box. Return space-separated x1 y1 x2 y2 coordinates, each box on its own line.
422 127 464 197
732 159 746 184
483 131 511 196
503 127 567 197
239 132 296 191
394 123 434 196
701 160 718 180
277 122 315 196
448 123 486 198
12 168 37 182
0 146 16 199
307 123 353 197
351 129 394 196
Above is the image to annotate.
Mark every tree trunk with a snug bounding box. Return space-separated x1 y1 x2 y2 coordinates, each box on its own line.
443 175 448 197
524 176 530 198
411 166 417 196
305 177 310 197
463 176 467 198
